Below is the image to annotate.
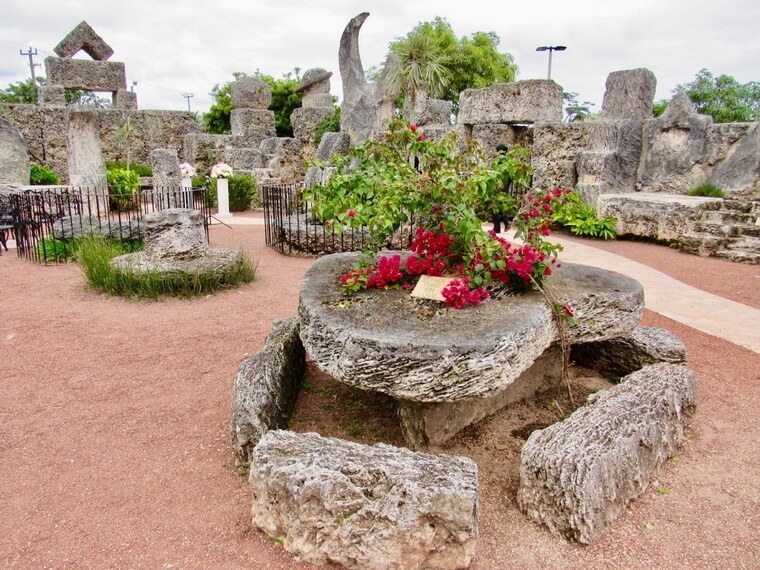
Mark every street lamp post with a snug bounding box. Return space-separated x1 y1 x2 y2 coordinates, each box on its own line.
536 45 566 80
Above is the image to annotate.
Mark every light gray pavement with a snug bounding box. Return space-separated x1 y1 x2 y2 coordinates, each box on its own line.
530 232 760 353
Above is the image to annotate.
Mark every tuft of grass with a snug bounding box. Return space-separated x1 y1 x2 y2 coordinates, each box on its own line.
77 236 256 299
687 183 725 198
36 235 141 263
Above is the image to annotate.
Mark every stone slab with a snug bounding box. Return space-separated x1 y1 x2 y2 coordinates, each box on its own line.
230 108 276 142
249 430 479 570
54 21 114 60
572 326 687 378
299 252 644 403
231 77 272 109
600 68 657 120
45 56 126 92
113 89 137 110
398 346 563 448
458 80 563 125
291 106 335 143
518 363 696 543
231 318 305 465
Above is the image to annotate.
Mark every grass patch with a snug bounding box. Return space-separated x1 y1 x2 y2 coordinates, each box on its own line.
77 236 256 299
687 183 725 198
36 236 142 263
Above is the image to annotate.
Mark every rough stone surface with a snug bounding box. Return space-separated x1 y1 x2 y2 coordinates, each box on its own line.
572 326 687 378
458 80 563 125
301 93 334 108
182 133 246 167
37 85 67 107
142 208 208 259
66 109 106 188
600 68 657 120
518 363 697 544
249 430 479 570
470 124 516 153
54 20 114 60
299 253 644 402
597 192 721 243
0 119 30 186
638 92 713 193
151 149 181 189
259 137 303 183
291 107 335 143
709 123 760 198
297 68 332 97
229 109 277 142
230 77 272 109
575 119 644 202
212 148 266 171
0 104 198 183
45 56 127 92
113 89 137 110
315 131 350 161
532 122 590 190
231 318 305 465
339 13 397 145
399 346 563 448
303 165 337 188
416 98 453 127
110 247 242 276
51 214 141 241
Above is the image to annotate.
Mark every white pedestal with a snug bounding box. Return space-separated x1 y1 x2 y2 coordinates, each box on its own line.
216 177 232 218
181 176 193 208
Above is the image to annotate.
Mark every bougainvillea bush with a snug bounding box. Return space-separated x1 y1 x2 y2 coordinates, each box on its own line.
305 118 570 307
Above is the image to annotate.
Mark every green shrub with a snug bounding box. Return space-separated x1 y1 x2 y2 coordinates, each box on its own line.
228 173 258 211
77 235 256 299
107 168 140 210
105 161 153 177
29 163 60 185
687 183 725 198
553 191 617 239
313 107 341 145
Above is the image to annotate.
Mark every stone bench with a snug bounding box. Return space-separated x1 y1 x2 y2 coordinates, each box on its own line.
249 430 479 570
517 363 696 543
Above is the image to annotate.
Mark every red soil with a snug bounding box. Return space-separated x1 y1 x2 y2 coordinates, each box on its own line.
1 223 758 568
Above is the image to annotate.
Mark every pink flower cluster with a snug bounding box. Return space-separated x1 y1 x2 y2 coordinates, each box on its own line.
405 227 452 276
441 278 489 308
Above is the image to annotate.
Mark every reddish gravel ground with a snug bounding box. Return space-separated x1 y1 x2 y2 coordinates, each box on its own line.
1 223 758 569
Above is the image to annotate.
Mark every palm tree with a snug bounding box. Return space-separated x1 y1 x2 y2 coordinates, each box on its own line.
383 33 449 123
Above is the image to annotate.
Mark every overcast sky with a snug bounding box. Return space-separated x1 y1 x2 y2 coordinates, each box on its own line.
1 0 758 114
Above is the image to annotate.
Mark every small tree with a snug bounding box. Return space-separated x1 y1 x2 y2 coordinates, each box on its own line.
116 118 136 171
654 69 760 122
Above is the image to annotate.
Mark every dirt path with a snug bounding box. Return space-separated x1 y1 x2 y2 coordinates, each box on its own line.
1 225 758 569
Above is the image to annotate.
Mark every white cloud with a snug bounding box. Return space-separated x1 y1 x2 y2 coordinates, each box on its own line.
1 0 757 112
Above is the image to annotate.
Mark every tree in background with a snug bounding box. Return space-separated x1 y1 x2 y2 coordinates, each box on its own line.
202 70 302 136
653 69 759 122
0 78 43 103
384 33 448 122
384 18 518 112
563 92 595 122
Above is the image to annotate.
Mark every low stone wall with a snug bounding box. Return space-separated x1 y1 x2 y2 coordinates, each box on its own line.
518 363 696 544
249 430 479 569
0 103 199 183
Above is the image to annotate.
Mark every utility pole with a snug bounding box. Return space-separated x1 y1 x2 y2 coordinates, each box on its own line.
182 92 194 112
19 46 40 84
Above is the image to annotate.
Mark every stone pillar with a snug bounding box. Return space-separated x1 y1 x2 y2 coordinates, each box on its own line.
37 85 67 108
66 108 107 190
291 68 336 144
113 89 138 110
151 149 181 208
216 177 231 218
0 119 30 186
229 77 277 146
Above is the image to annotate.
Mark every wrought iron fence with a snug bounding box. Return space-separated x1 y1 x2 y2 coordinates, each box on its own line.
262 184 420 256
5 186 209 264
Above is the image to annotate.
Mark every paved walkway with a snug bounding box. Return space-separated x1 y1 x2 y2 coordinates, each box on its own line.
538 233 760 353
